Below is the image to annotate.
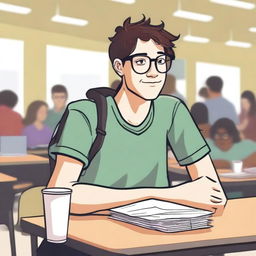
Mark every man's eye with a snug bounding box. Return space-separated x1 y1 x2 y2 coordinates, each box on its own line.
135 59 146 65
157 58 166 65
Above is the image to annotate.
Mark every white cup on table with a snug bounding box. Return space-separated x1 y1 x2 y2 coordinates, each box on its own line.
232 160 243 173
42 187 72 243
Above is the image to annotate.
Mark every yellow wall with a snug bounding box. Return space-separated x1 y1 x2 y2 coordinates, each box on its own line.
1 22 255 110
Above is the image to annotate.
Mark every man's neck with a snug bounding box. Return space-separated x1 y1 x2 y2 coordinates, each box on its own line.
208 92 221 99
53 107 64 113
114 81 151 126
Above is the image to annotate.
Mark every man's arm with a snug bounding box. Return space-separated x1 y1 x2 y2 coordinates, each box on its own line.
48 154 227 215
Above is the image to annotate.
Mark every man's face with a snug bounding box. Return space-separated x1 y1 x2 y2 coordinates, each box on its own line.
52 92 67 110
122 39 167 100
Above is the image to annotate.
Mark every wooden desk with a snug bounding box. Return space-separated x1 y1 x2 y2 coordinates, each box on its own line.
0 154 49 166
21 198 256 256
168 158 256 198
0 172 17 182
27 149 49 157
0 154 50 188
168 158 256 182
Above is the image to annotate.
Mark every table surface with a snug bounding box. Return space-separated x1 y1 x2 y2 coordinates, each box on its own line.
27 149 48 155
168 158 256 183
0 172 17 182
21 197 256 255
0 154 49 166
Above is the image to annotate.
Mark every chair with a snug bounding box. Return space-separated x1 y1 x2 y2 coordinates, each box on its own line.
0 176 33 256
17 186 45 256
17 186 45 227
0 182 17 256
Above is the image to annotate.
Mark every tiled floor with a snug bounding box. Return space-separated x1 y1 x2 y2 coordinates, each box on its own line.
1 196 256 256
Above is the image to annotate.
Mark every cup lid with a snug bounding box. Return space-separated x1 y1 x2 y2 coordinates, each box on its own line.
42 187 72 195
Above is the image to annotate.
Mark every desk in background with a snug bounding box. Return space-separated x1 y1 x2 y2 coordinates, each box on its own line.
168 158 256 198
0 154 50 187
21 197 256 256
27 148 49 158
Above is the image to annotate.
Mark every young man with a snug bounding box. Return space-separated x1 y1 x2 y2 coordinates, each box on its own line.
39 16 226 256
44 84 68 130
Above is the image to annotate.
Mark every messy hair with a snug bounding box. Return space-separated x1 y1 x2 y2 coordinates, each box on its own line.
108 16 180 64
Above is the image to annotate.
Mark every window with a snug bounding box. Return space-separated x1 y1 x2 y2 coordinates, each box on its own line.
0 38 24 115
46 45 109 108
196 62 240 113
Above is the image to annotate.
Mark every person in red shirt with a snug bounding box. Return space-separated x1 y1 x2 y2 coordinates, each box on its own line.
0 90 24 136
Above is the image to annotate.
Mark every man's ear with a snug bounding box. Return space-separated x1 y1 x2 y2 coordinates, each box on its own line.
113 58 124 76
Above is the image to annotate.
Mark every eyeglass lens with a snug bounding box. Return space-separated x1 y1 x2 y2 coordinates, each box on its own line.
131 55 172 74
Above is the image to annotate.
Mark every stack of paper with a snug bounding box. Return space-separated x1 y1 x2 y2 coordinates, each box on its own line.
110 199 213 233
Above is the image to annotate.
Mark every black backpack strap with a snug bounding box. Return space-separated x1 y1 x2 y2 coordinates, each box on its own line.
86 87 116 163
48 108 69 173
48 86 117 174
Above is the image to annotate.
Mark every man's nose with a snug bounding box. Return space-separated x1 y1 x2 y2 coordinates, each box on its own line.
146 62 158 78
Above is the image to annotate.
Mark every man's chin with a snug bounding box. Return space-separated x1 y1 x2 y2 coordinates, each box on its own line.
139 93 160 101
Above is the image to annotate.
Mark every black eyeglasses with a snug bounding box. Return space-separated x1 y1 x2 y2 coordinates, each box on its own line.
122 53 174 74
214 133 231 140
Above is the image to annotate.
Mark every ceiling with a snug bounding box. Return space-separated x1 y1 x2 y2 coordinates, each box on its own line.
0 0 255 45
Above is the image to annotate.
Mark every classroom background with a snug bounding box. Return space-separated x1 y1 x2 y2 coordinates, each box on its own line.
0 0 256 255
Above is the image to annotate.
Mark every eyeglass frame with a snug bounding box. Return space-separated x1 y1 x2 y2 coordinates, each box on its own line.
214 132 231 140
121 53 175 75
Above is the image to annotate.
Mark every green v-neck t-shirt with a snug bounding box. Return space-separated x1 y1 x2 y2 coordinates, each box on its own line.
49 95 210 188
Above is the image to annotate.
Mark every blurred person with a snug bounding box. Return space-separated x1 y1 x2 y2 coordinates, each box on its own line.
207 118 256 169
110 79 121 90
237 90 256 141
0 90 23 135
161 74 186 103
191 102 210 138
204 76 238 125
199 87 209 101
22 101 52 149
45 84 68 130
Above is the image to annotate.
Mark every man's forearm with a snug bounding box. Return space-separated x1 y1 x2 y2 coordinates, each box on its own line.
69 183 184 214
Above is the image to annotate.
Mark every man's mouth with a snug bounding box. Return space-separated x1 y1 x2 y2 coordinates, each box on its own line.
141 81 162 84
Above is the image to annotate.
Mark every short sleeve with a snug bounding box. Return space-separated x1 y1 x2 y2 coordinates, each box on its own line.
49 109 94 167
168 102 210 166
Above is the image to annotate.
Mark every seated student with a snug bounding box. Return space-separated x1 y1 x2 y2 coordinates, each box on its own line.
237 90 256 141
45 85 68 131
206 118 256 169
190 102 210 138
0 90 23 135
22 101 52 149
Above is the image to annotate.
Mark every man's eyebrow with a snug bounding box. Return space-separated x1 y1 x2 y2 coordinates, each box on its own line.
131 53 148 57
157 51 165 55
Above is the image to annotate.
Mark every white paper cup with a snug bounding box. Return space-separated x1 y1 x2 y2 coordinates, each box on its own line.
42 187 72 243
232 160 243 173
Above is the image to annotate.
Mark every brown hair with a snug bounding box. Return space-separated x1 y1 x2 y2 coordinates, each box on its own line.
23 101 48 126
110 79 121 90
51 84 68 95
108 16 180 64
161 74 176 95
0 90 18 108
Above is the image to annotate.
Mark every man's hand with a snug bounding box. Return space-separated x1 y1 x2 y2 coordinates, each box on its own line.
172 176 227 216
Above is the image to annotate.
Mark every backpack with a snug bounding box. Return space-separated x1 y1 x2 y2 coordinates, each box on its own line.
48 87 117 174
